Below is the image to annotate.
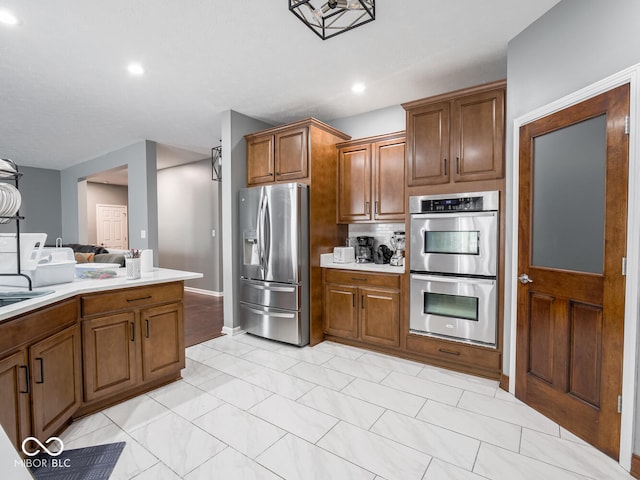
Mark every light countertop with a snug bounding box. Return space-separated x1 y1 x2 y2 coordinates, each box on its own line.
0 267 203 321
320 253 405 274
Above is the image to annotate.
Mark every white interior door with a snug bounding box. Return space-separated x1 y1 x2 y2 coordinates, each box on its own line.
96 204 128 249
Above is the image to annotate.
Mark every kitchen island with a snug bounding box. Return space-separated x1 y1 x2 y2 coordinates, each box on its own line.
0 267 202 455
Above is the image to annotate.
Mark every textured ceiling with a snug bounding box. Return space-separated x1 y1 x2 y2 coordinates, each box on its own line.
0 0 560 171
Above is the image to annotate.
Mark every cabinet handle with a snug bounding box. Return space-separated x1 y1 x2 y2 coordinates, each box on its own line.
20 365 30 394
374 201 379 215
350 277 368 282
361 295 364 309
269 172 274 176
456 157 460 174
438 348 461 356
145 319 150 338
443 158 447 176
36 357 44 384
365 202 370 215
130 322 135 342
352 295 355 308
127 295 152 303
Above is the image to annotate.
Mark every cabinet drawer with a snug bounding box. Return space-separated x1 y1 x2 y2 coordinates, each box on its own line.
406 333 501 372
324 269 400 289
81 282 183 317
0 299 78 357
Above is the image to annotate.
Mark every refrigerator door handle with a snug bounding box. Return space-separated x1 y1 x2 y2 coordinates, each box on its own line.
264 193 271 276
257 189 267 274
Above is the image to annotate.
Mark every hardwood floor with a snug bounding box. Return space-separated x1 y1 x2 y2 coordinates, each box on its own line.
183 291 224 347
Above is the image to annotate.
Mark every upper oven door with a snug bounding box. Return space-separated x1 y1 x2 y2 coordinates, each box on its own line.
410 211 498 276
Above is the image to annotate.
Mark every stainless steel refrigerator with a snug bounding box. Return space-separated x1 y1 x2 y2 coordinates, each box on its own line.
238 183 309 346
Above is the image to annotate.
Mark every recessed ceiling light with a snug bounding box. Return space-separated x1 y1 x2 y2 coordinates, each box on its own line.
0 10 18 26
127 63 145 76
352 82 366 94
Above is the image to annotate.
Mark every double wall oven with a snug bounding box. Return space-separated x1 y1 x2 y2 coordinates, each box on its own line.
409 191 499 346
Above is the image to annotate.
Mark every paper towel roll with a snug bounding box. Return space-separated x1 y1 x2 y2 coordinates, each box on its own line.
140 249 153 272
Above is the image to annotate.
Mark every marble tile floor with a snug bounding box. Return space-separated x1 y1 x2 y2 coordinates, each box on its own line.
59 335 635 480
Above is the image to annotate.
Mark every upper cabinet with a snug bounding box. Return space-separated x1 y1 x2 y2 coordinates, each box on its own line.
337 131 406 223
245 119 348 186
403 81 505 186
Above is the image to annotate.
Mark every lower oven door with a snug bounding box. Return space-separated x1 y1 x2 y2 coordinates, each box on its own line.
410 273 497 346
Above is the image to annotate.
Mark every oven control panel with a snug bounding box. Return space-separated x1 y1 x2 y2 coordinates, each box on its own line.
409 190 499 214
421 196 482 212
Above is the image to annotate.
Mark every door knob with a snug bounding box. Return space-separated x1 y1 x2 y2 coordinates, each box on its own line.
518 273 533 284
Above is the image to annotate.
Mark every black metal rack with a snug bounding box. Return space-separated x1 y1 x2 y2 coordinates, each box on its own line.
0 167 32 290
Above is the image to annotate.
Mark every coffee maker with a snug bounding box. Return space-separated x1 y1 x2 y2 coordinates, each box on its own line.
390 231 405 266
355 236 375 263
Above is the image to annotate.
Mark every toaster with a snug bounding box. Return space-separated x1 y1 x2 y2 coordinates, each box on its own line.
333 246 355 263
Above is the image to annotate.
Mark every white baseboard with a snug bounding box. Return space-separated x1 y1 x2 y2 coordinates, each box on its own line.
221 326 245 336
184 287 223 297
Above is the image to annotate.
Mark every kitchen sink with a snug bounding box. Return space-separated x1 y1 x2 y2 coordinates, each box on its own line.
0 290 54 307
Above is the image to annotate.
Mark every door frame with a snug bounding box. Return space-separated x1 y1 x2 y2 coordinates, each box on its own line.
508 64 640 469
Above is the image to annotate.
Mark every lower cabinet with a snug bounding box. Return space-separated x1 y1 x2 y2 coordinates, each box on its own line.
0 350 30 451
0 299 81 451
323 270 400 348
29 324 82 441
81 283 185 404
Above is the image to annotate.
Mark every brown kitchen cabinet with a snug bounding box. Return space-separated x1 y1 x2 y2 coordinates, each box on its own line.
337 132 406 223
29 324 82 441
323 270 400 348
0 350 30 451
246 125 309 185
81 282 184 404
0 299 80 451
403 81 505 186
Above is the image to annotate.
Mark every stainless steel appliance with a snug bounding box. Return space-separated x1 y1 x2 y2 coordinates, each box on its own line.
409 191 499 346
239 183 309 346
389 230 405 267
409 191 498 277
355 236 374 263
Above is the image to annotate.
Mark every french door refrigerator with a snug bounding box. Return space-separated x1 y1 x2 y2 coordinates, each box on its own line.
238 183 309 346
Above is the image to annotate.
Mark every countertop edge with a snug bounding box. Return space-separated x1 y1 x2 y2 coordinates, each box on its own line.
0 268 203 321
320 253 405 274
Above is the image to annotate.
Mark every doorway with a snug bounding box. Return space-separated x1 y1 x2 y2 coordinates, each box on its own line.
515 84 630 458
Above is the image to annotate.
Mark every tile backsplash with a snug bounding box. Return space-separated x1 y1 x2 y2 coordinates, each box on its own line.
346 223 405 249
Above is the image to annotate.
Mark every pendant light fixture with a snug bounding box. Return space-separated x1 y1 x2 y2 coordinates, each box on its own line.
289 0 375 40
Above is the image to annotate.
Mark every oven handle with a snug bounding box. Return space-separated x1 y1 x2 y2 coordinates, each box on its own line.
410 273 496 286
409 211 497 220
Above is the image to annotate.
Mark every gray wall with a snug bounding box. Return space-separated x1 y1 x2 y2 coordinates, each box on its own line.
328 105 406 139
86 182 128 245
157 159 222 292
0 166 62 244
506 0 640 457
61 140 158 256
221 110 273 331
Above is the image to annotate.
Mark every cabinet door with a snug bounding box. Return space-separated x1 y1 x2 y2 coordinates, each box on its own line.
406 101 450 186
140 303 184 383
0 350 30 451
82 312 137 402
275 127 308 182
324 284 358 339
373 138 406 221
337 144 372 223
451 88 504 182
30 325 81 441
360 287 400 347
247 134 275 185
